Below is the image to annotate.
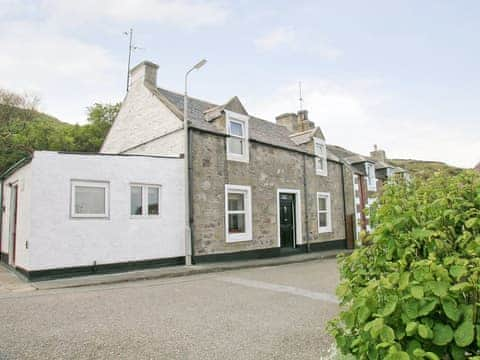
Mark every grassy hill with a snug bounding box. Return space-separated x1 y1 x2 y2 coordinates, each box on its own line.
389 158 463 180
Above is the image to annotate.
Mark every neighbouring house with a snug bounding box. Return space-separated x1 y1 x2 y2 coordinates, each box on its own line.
475 162 480 172
328 144 407 242
0 59 403 279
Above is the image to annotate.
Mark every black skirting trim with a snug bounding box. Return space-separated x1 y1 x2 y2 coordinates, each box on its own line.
20 256 185 281
194 239 346 264
0 252 8 264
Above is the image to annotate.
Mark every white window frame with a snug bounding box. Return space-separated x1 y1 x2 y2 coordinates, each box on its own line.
226 110 249 163
314 138 328 176
71 180 109 218
317 192 332 233
130 183 161 218
365 162 377 191
225 184 252 242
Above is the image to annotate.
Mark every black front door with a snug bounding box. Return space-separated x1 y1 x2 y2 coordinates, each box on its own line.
279 193 295 248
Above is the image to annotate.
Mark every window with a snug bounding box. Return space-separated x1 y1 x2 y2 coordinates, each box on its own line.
130 184 161 217
225 185 252 242
317 192 332 233
71 180 109 218
226 110 249 162
365 163 377 191
314 138 328 176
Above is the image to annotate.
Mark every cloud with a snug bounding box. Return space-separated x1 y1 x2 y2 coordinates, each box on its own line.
40 0 229 28
254 27 342 60
0 20 124 123
254 27 295 51
247 80 476 168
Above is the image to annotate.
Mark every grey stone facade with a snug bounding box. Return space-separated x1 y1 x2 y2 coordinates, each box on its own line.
190 129 348 256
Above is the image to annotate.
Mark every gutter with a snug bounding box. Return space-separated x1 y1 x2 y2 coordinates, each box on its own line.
303 154 310 253
188 129 195 263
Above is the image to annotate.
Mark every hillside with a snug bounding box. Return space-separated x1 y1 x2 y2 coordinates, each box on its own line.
389 158 463 180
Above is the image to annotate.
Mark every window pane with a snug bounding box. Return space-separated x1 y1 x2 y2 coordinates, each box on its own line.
318 197 327 211
229 214 245 233
316 158 324 170
315 143 324 155
228 137 243 155
228 193 244 211
230 121 244 137
148 187 159 215
319 212 327 227
75 186 105 214
130 186 143 215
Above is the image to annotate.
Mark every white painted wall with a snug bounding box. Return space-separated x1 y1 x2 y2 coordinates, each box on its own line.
1 162 32 269
124 129 184 156
100 68 184 155
15 151 185 271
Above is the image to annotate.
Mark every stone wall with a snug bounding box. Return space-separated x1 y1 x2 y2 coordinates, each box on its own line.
190 129 347 255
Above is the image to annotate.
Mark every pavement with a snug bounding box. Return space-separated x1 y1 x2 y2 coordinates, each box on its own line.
0 258 342 360
0 249 350 292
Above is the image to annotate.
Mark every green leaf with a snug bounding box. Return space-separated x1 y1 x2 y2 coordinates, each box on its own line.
411 286 424 299
382 299 398 317
399 272 410 290
385 351 410 360
449 265 467 280
465 217 477 229
380 325 396 343
418 299 438 317
403 299 419 319
450 282 472 292
357 305 371 324
442 297 461 322
429 281 449 298
406 322 418 336
450 344 466 360
424 352 440 360
418 324 433 339
406 339 421 358
454 321 474 347
432 323 453 346
477 325 480 347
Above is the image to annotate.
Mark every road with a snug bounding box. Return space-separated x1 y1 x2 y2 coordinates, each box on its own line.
0 259 340 360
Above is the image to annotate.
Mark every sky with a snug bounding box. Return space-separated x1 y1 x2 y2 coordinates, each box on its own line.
0 0 479 168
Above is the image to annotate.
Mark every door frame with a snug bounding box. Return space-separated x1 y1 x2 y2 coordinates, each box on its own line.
8 183 18 266
277 188 302 248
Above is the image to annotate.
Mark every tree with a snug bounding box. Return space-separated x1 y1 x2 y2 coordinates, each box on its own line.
329 171 480 359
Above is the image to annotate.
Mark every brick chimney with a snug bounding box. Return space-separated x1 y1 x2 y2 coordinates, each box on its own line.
276 110 315 133
370 144 386 162
130 61 159 87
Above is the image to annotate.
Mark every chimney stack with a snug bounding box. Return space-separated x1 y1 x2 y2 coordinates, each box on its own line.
130 61 159 87
370 144 387 162
275 110 315 133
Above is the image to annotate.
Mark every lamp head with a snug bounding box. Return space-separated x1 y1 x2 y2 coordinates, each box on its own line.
194 59 207 70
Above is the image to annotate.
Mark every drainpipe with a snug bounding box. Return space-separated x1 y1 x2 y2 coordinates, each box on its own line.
188 130 195 263
303 154 310 253
340 163 348 249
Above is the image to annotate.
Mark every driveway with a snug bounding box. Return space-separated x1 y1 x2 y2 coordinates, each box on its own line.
0 259 340 360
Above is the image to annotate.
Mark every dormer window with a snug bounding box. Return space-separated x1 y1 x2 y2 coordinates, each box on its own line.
314 138 328 176
226 110 249 162
365 162 377 191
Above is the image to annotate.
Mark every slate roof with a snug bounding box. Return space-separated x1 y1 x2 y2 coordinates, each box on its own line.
157 87 314 155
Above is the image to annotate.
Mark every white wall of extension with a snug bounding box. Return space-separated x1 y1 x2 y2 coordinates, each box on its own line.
1 151 185 271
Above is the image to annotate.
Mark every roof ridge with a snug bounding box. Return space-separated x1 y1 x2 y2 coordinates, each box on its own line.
157 86 219 108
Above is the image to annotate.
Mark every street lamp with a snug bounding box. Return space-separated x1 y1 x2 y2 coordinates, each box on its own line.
184 59 207 266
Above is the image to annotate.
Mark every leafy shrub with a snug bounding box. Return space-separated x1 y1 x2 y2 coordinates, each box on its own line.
329 171 480 359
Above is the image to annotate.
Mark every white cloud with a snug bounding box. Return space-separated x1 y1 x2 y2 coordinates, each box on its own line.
254 27 295 51
254 27 342 60
247 80 476 168
40 0 229 27
0 20 124 123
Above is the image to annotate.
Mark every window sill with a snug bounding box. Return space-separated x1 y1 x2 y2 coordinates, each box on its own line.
318 228 332 234
227 154 249 163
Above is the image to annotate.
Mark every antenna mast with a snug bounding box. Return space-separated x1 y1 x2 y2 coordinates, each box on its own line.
125 28 133 93
298 81 304 111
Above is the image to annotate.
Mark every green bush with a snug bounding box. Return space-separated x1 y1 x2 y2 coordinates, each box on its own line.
329 171 480 359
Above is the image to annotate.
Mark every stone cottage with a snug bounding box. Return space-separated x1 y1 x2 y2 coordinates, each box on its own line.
101 60 357 262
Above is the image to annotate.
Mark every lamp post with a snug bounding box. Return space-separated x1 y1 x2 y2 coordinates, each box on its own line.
184 59 207 266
